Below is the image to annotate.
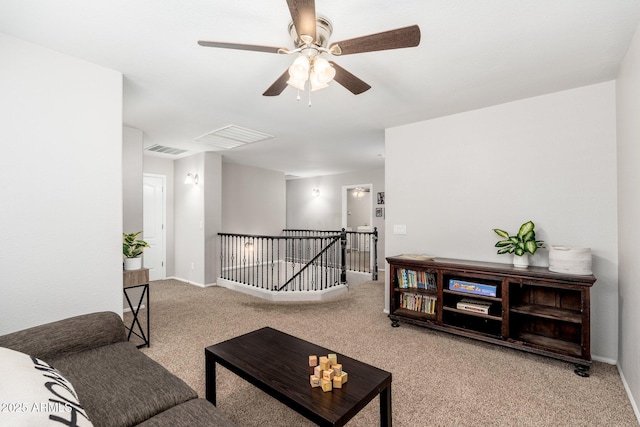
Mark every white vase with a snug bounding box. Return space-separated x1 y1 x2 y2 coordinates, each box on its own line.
124 257 142 271
548 246 592 275
513 254 529 268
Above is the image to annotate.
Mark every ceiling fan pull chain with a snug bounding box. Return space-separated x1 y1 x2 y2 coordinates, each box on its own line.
308 84 312 107
296 89 301 101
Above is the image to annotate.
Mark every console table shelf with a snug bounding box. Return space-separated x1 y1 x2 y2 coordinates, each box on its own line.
387 256 596 376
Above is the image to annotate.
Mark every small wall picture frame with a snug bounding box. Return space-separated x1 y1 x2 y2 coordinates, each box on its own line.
377 192 385 205
376 207 384 218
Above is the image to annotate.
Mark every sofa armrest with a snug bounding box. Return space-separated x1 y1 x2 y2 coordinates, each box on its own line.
0 311 127 362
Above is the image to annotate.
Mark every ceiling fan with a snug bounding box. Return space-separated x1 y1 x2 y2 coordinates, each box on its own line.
197 0 421 97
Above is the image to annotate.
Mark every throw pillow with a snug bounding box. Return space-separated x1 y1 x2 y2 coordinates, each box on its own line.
0 346 93 426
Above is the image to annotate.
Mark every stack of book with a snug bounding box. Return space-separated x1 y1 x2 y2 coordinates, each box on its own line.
397 268 437 291
400 292 437 315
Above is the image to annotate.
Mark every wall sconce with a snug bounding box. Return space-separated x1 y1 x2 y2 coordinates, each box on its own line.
312 188 320 197
184 173 199 185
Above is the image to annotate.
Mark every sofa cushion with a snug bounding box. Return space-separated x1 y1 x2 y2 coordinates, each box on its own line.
134 399 235 427
0 346 94 426
50 341 197 427
0 312 127 362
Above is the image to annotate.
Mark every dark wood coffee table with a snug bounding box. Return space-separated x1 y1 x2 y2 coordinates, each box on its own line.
205 327 392 426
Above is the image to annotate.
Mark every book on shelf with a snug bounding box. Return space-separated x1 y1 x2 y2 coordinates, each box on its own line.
448 279 497 297
456 298 492 314
397 268 436 291
399 292 437 315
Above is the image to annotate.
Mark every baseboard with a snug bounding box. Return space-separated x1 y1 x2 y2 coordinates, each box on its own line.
592 354 616 365
165 276 216 288
617 363 640 424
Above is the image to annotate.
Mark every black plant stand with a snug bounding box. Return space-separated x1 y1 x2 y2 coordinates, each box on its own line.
123 268 150 348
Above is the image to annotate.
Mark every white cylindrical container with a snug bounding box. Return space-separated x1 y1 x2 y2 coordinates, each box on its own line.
124 257 142 271
548 246 592 275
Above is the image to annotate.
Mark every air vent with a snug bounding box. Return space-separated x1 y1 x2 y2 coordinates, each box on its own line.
145 144 189 155
194 125 274 150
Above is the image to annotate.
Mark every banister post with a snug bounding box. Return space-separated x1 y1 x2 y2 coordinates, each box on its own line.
340 228 347 284
373 227 379 281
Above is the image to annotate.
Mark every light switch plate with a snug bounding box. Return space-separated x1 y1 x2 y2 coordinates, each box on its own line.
393 225 407 235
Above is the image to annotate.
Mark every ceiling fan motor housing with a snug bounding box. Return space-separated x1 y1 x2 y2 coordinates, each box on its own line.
288 15 333 48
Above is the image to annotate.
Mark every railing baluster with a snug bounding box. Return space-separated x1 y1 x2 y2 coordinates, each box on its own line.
217 229 378 293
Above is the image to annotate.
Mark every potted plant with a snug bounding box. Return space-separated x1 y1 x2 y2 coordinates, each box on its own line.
123 231 150 270
493 220 544 268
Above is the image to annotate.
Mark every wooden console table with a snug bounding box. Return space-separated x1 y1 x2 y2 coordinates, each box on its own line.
123 268 150 348
387 256 596 376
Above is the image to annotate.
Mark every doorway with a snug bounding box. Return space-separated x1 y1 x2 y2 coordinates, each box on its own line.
143 174 166 281
342 184 373 230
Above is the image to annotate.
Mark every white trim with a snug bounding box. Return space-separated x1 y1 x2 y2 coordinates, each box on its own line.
592 355 616 365
618 363 640 424
217 277 348 302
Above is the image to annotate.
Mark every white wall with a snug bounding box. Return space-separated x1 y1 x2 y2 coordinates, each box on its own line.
386 82 618 362
616 21 640 417
286 168 386 268
222 162 286 235
0 34 123 334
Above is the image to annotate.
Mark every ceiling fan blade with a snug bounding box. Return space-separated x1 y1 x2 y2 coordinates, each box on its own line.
198 40 288 54
329 25 421 56
263 69 291 96
329 62 371 95
286 0 317 42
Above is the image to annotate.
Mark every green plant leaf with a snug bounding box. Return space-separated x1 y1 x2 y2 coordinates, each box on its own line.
517 221 534 239
509 236 519 244
497 247 512 254
493 229 509 238
515 247 525 256
495 240 513 247
524 240 538 254
522 230 535 242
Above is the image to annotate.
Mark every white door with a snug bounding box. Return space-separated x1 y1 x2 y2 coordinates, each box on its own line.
143 174 166 281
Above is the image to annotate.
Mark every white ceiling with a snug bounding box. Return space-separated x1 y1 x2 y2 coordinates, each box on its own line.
2 1 639 178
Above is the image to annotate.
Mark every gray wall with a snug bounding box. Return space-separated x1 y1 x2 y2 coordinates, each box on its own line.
173 152 222 286
616 19 640 419
286 168 385 268
347 189 372 229
386 82 618 363
122 126 143 234
222 162 286 235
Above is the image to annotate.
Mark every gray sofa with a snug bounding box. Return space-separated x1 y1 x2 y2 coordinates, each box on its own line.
0 311 234 427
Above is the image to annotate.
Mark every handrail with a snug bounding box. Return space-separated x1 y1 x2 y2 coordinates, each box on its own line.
218 228 378 293
278 234 342 291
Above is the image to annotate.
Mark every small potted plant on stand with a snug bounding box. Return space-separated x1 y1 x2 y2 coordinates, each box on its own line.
493 220 544 268
123 231 150 270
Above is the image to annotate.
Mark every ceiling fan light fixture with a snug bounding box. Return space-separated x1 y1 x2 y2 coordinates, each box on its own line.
313 57 335 84
309 72 329 91
288 55 310 81
286 77 306 91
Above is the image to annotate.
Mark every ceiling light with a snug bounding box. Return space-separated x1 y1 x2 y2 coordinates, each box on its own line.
313 57 335 84
289 55 310 81
286 53 335 96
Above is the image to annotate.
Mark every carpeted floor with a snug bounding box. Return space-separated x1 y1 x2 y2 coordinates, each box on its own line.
133 279 638 426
